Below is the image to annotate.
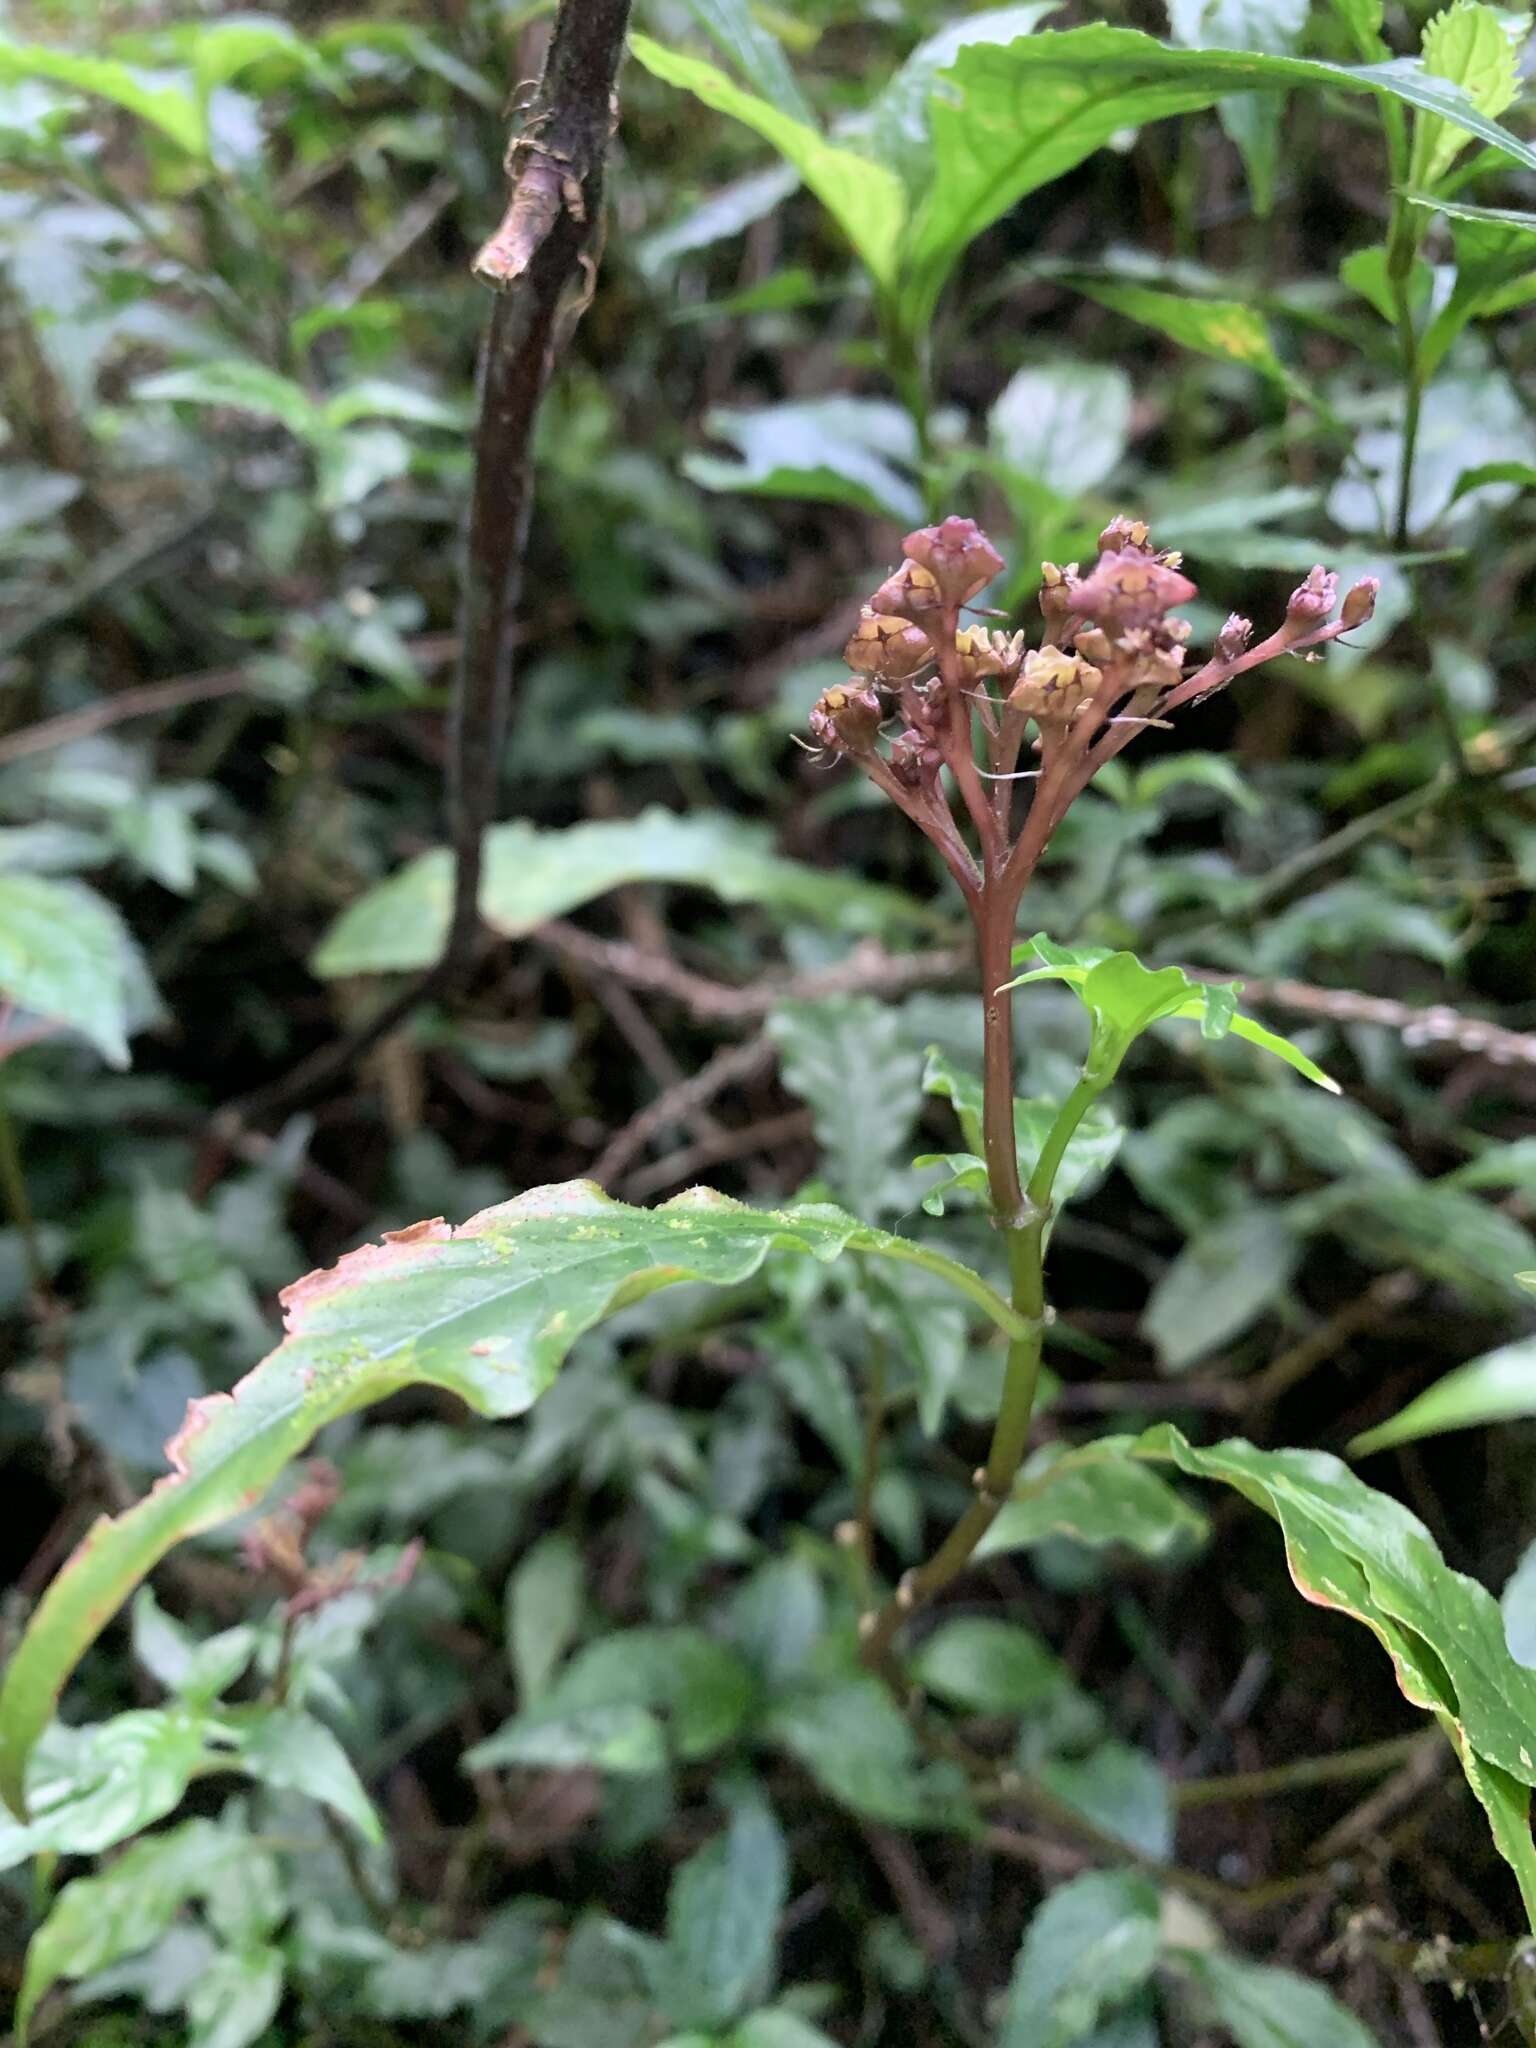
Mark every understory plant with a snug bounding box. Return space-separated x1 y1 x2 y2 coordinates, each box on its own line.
9 513 1536 2045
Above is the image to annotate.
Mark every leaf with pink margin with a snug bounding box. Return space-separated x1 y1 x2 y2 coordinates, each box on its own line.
0 1181 1024 1814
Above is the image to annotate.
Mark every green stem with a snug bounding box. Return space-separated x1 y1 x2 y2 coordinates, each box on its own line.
1174 1730 1436 1808
1383 109 1425 548
860 890 1101 1674
0 1076 46 1311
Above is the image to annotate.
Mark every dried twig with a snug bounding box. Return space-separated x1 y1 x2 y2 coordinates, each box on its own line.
591 1032 774 1189
537 924 973 1021
621 1108 814 1202
229 0 632 1125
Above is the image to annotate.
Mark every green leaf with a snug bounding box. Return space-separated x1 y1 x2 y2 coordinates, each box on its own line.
1167 0 1312 216
0 872 138 1068
1504 1541 1536 1667
1066 276 1288 383
0 1183 1027 1814
1126 1425 1536 1916
866 5 1061 186
1291 1172 1536 1309
628 36 906 287
2 1708 213 1867
673 0 810 124
1409 191 1536 235
639 164 801 275
185 1943 285 2048
17 1817 244 2041
226 1705 382 1840
135 360 321 437
0 40 204 152
1450 459 1536 504
1173 1948 1380 2048
312 809 935 978
921 1048 1123 1209
911 1617 1074 1714
131 1587 256 1705
1420 208 1536 378
999 1870 1162 2048
180 14 321 100
1349 1336 1536 1457
507 1531 585 1707
1039 1739 1173 1860
902 23 1536 332
470 1626 757 1772
1143 1204 1299 1371
686 398 922 522
989 361 1133 494
1004 935 1339 1092
766 1676 976 1829
769 996 924 1217
979 1441 1210 1561
1408 1 1521 193
1324 0 1386 58
657 1794 788 2029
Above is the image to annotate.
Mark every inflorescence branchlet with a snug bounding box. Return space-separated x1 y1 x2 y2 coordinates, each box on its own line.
809 513 1378 916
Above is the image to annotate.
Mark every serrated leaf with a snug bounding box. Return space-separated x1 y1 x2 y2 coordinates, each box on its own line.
1127 1424 1536 1917
0 872 137 1067
0 1184 1026 1813
1408 1 1522 192
999 1870 1162 2048
629 36 905 287
769 996 924 1217
902 23 1536 332
657 1794 788 2029
1173 1947 1380 2048
1349 1336 1536 1457
866 4 1061 186
979 1441 1209 1561
686 397 922 522
1144 1204 1298 1371
313 809 934 977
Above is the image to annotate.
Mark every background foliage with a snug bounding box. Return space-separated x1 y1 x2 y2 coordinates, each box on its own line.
1 0 1536 2043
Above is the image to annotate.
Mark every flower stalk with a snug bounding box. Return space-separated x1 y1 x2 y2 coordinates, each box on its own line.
810 515 1377 1675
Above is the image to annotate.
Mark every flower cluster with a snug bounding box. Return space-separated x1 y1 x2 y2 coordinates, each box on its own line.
809 514 1377 909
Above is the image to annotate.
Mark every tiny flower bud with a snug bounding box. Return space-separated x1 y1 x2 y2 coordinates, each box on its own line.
871 558 943 623
953 624 1025 686
1340 577 1379 630
1072 626 1114 664
1039 561 1081 636
1070 549 1198 629
888 728 943 790
1098 513 1153 556
810 682 882 754
1009 645 1099 726
844 606 931 681
1285 565 1338 628
1215 614 1253 662
902 515 1004 606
